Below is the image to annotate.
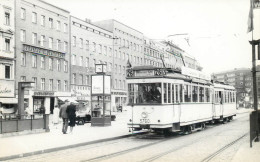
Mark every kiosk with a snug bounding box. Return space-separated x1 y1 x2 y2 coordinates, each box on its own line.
91 64 111 126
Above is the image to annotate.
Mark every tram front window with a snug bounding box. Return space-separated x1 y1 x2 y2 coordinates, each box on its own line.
128 83 162 104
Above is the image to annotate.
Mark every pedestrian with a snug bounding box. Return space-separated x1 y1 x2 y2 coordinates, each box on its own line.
53 105 60 129
59 100 69 134
66 102 77 134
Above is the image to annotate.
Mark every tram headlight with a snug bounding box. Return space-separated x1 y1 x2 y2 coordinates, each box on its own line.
129 119 132 122
141 112 148 118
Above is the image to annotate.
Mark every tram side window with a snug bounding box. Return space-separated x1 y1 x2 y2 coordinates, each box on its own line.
199 86 204 102
168 83 171 103
184 84 191 102
163 83 167 103
172 84 175 103
192 86 198 102
175 84 179 103
205 88 210 102
225 91 228 103
180 84 183 103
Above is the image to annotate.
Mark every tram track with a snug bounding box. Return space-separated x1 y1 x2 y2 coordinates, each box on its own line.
81 114 248 162
200 133 248 162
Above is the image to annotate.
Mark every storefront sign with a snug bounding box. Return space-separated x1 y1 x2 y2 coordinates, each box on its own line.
0 80 14 97
111 92 127 96
23 44 65 59
34 91 54 96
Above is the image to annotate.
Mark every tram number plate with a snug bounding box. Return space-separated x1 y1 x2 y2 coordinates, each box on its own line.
140 119 150 123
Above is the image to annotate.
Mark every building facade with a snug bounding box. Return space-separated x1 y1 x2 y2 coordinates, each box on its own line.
94 19 144 110
15 0 71 114
214 68 253 108
0 0 16 112
70 16 113 110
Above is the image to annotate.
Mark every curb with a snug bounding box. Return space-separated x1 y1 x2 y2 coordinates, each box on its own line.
0 132 145 161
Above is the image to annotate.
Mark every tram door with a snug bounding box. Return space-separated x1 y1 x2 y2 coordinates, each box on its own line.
219 91 224 119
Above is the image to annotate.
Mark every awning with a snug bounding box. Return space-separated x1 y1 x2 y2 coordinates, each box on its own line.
58 97 78 103
0 97 18 104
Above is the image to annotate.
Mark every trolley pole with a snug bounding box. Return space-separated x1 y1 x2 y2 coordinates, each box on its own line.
250 39 260 142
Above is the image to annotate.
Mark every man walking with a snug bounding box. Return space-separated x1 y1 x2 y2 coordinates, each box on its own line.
59 100 69 134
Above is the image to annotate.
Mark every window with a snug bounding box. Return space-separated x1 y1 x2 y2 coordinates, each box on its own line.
49 58 53 70
64 80 68 91
5 66 11 79
49 79 53 91
79 56 83 66
41 15 45 26
41 78 45 90
57 80 61 91
32 55 37 68
92 42 96 52
21 53 26 66
199 87 204 102
79 74 83 85
40 56 45 69
184 84 191 102
128 83 162 104
56 39 61 50
115 50 117 58
21 76 26 82
64 41 68 52
72 73 76 84
114 79 117 89
40 35 45 47
80 38 83 48
5 38 10 51
32 12 37 23
20 30 26 42
99 44 102 54
72 54 76 65
49 18 53 28
32 33 37 45
49 37 53 49
21 8 26 20
64 23 68 33
86 57 89 67
57 21 61 31
32 77 37 89
57 59 61 71
73 36 76 47
5 12 10 25
86 40 89 51
64 61 68 72
192 86 198 102
86 75 90 85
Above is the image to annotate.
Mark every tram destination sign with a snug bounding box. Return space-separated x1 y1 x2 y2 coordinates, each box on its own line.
135 70 154 77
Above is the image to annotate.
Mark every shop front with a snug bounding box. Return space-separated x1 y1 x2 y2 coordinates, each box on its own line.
111 90 127 112
0 79 17 114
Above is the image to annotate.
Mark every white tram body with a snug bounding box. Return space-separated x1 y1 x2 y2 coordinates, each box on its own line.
126 66 236 132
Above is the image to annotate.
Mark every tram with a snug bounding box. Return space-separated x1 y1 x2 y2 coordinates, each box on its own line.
126 66 236 133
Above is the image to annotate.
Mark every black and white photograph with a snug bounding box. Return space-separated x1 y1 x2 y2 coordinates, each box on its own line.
0 0 260 161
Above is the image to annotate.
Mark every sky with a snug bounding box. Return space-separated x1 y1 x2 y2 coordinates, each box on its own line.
45 0 256 74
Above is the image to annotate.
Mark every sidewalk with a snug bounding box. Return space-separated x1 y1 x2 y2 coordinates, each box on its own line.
231 107 260 162
0 111 134 161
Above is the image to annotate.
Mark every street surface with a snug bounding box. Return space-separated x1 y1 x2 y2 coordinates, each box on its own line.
7 112 249 162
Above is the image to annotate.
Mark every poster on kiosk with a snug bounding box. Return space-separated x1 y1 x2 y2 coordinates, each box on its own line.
91 64 111 126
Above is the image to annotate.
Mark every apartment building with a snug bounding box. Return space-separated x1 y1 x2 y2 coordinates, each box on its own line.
70 16 113 107
94 19 144 110
15 0 70 114
0 0 16 111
